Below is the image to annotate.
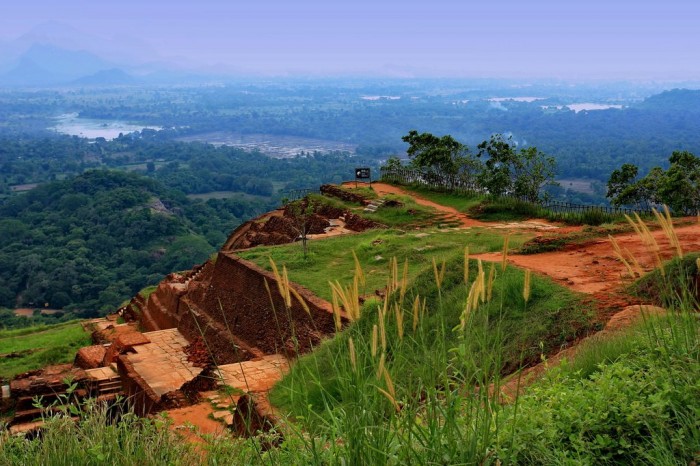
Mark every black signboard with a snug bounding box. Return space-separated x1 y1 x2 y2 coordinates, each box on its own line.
355 168 371 179
354 167 371 187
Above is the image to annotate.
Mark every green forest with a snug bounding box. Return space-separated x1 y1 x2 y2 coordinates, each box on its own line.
0 170 244 316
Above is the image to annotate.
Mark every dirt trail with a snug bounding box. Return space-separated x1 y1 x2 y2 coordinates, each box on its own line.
474 223 700 294
370 182 700 295
367 183 700 398
370 182 564 232
370 182 488 227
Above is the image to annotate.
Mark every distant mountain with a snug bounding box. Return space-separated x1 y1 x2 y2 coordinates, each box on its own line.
0 44 112 86
9 21 157 67
0 56 55 86
636 89 700 112
71 68 138 86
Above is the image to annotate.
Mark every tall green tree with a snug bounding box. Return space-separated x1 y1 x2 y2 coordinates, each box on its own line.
607 152 700 214
477 134 557 202
402 130 469 176
402 130 482 189
657 151 700 215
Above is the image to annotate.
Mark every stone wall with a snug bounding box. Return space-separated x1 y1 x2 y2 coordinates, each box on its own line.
116 355 160 416
142 252 344 365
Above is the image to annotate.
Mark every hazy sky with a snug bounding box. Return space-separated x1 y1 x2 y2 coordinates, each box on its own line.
2 0 699 79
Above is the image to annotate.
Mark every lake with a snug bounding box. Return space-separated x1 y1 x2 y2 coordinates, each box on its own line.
51 113 161 140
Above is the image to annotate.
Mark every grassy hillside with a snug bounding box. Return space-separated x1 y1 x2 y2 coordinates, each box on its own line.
0 321 91 381
0 186 697 464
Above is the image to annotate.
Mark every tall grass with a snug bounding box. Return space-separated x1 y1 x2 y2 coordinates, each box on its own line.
0 400 201 465
2 208 698 465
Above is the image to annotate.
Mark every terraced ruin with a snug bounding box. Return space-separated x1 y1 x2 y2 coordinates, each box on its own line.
3 181 699 444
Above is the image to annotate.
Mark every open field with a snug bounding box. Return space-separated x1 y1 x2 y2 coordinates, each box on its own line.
0 322 91 380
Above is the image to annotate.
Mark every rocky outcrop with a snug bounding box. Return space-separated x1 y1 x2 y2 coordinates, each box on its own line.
320 184 371 205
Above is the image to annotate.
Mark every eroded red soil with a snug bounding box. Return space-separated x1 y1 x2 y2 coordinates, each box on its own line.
474 223 700 294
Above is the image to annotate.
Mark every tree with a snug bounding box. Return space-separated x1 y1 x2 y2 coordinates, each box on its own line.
402 130 482 189
382 156 404 171
402 130 469 176
607 152 700 214
477 134 557 201
607 163 639 203
286 199 315 259
657 151 700 215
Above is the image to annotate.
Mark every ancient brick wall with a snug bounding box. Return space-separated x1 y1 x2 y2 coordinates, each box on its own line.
141 252 343 365
116 355 160 416
192 253 340 356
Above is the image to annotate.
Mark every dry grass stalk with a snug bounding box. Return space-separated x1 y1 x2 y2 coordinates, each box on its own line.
388 257 399 296
432 257 446 291
329 278 361 321
352 250 366 289
625 249 644 277
477 259 486 303
394 303 404 341
624 213 643 239
487 263 496 303
464 246 470 286
460 270 485 330
655 206 683 259
381 366 397 402
664 206 684 258
376 386 400 412
331 290 343 331
371 324 378 357
501 235 510 271
412 295 421 333
269 258 291 308
609 235 636 278
523 269 531 303
634 213 664 272
269 258 310 314
400 259 409 303
376 352 386 380
379 304 387 351
348 337 357 373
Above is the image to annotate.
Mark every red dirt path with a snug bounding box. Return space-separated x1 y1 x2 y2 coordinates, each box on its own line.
474 223 700 294
366 182 700 398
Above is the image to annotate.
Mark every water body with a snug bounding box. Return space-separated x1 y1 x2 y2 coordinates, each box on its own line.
488 96 545 102
52 113 161 140
177 131 357 158
566 103 624 112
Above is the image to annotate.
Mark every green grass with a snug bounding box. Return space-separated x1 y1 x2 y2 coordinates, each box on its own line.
270 252 592 419
631 253 700 309
0 321 91 380
396 185 485 212
361 194 438 227
399 182 633 226
139 285 158 300
238 227 531 301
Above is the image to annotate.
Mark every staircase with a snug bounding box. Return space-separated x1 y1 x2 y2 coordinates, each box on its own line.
85 365 123 398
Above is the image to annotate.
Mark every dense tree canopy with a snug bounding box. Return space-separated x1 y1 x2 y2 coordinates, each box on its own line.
0 170 269 315
397 131 557 202
607 151 700 214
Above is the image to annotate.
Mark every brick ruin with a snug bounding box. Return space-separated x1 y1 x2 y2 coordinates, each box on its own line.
3 187 381 434
3 253 347 433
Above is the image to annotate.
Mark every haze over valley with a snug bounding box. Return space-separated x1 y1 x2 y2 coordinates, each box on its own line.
1 2 699 464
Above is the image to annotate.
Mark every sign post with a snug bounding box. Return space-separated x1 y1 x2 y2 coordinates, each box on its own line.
355 167 371 188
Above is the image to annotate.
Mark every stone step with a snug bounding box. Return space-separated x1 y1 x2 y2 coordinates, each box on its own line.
97 380 122 390
97 387 122 396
